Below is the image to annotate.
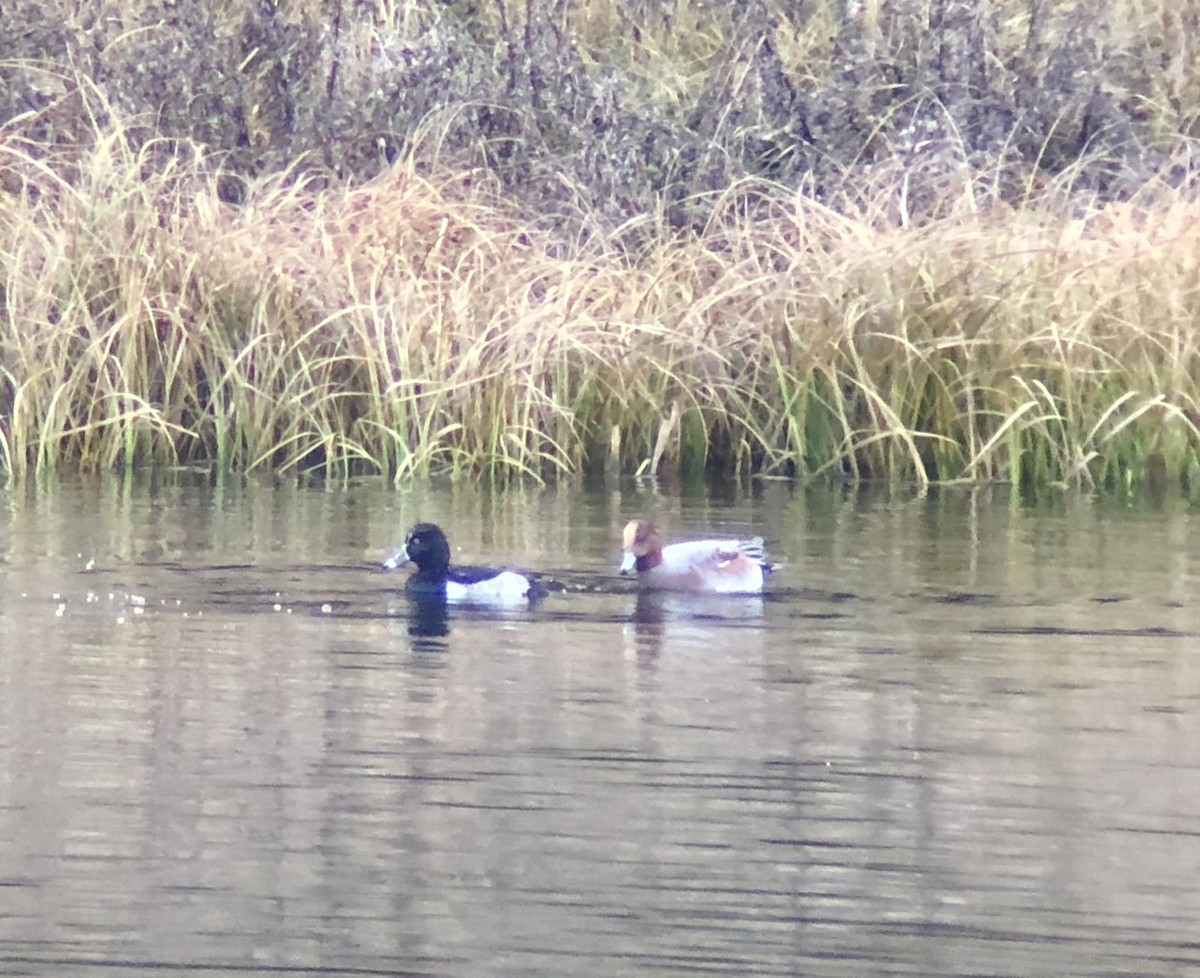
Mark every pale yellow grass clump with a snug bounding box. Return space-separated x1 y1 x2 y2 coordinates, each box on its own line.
2 116 1200 491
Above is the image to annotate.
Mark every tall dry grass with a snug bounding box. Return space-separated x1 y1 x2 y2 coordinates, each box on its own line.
2 95 1200 490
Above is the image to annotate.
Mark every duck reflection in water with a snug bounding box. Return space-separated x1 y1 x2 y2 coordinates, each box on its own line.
625 590 766 661
406 594 450 639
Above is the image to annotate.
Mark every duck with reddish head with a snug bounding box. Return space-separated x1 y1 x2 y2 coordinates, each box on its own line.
619 519 771 594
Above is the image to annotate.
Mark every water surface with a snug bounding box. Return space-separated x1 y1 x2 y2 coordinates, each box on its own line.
1 478 1199 977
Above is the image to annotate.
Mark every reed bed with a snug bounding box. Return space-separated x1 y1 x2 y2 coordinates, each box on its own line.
3 112 1200 490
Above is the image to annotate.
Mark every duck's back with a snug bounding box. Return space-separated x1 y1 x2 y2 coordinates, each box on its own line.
651 538 767 593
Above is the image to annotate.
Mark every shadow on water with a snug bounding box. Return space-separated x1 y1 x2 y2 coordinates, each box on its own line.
2 478 1200 977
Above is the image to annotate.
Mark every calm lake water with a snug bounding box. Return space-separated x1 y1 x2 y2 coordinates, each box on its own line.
1 476 1199 977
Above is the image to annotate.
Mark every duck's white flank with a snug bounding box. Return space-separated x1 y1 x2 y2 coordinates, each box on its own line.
445 571 536 604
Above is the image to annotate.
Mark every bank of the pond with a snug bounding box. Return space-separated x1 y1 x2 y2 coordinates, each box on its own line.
5 3 1200 491
3 128 1199 492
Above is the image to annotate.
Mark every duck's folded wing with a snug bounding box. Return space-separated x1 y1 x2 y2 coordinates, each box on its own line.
446 564 508 585
714 537 766 565
666 539 753 569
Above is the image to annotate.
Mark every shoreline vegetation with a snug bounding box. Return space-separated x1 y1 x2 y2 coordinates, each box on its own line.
3 2 1200 492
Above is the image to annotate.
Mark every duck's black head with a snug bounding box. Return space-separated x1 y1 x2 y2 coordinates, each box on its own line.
397 522 452 575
